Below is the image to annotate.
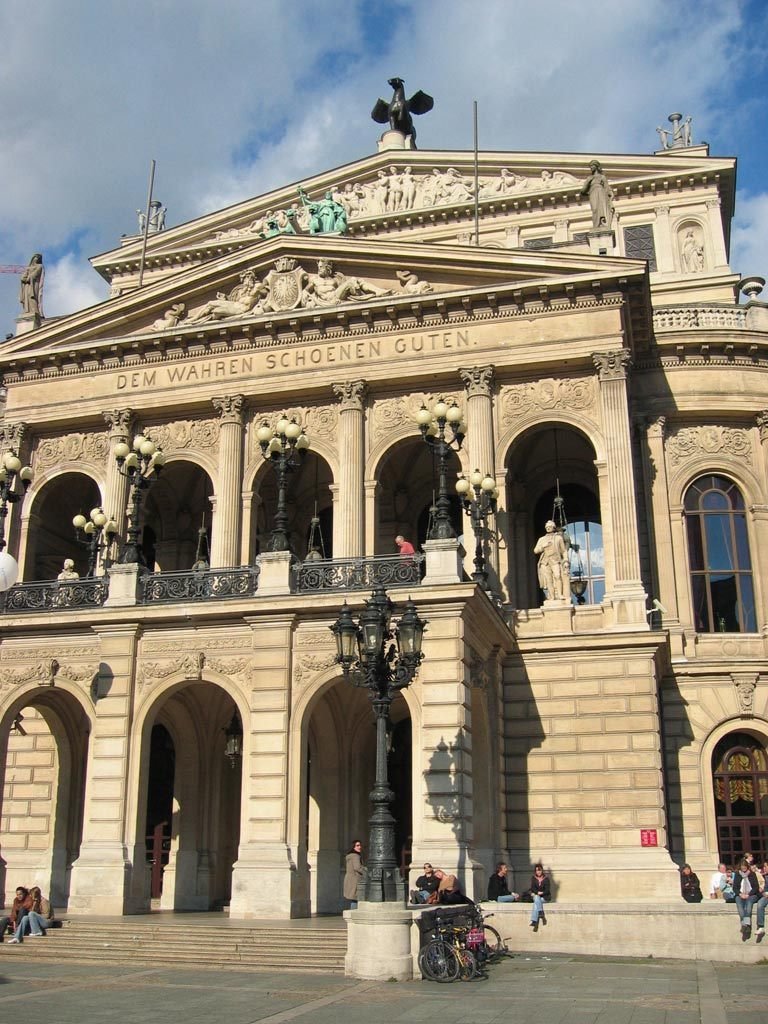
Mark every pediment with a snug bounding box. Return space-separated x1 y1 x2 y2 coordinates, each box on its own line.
90 147 735 291
0 234 649 363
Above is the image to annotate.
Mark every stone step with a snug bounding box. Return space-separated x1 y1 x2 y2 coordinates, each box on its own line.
0 921 347 972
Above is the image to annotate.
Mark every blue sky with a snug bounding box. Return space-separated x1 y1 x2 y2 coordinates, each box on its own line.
1 0 767 325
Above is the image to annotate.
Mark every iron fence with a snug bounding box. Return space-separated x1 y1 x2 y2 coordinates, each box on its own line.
140 566 260 604
1 578 109 612
293 554 424 593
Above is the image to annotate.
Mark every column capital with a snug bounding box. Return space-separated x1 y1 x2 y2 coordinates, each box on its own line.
212 394 245 424
756 410 768 444
103 408 134 435
459 365 495 398
0 421 27 449
646 415 667 440
332 379 367 411
593 349 631 381
706 197 721 210
655 204 671 216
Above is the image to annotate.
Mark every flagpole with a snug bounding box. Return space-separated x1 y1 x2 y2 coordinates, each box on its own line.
138 159 156 288
473 101 480 247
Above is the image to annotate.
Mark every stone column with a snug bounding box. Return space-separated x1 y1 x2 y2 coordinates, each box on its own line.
332 381 367 558
752 413 768 635
641 418 679 616
705 197 729 270
68 623 141 915
102 409 133 541
653 205 675 272
211 395 245 568
1 422 29 574
460 366 498 582
592 351 647 627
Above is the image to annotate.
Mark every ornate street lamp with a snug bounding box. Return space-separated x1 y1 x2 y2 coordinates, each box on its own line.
256 416 309 552
0 448 33 553
455 470 498 589
114 433 165 566
417 399 465 539
224 710 243 769
72 507 118 577
331 586 426 903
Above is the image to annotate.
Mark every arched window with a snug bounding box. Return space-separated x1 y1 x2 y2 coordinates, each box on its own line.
712 733 768 866
684 475 756 633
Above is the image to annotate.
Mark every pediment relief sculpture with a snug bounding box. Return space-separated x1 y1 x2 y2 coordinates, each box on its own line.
206 166 586 245
165 258 431 329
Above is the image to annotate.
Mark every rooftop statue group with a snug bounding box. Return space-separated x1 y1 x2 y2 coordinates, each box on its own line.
656 112 694 151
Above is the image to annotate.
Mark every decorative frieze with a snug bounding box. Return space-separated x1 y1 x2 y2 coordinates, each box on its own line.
370 391 463 445
665 425 752 467
293 651 337 688
499 377 596 425
35 431 110 470
0 658 97 697
653 306 746 332
146 418 220 453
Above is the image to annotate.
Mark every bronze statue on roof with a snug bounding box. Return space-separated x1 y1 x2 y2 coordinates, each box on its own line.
371 78 434 147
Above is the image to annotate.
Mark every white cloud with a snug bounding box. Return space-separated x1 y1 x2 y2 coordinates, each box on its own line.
0 0 762 324
731 191 768 293
42 254 109 319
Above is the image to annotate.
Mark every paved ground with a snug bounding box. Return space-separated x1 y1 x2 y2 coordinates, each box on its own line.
0 953 765 1024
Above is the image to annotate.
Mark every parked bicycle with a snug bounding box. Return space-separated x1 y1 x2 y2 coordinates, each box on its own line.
417 903 508 982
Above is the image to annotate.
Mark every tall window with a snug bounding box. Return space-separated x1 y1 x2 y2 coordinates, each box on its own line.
684 475 756 633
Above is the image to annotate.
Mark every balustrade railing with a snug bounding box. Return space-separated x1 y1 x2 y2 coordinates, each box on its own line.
140 566 260 604
653 305 748 332
1 578 109 612
293 554 424 593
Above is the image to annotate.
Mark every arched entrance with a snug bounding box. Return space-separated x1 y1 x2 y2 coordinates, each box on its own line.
505 424 600 608
712 730 768 865
253 451 333 558
136 682 241 910
0 688 90 905
142 460 213 571
303 678 412 913
26 473 102 579
376 437 462 553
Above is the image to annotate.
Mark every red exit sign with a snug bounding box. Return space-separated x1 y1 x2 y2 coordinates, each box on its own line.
640 829 658 847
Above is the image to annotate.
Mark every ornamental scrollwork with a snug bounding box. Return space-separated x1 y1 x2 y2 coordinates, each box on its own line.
137 651 206 691
499 377 596 425
148 419 220 453
35 432 110 470
370 392 462 445
593 350 632 381
459 366 495 399
332 380 368 412
212 395 245 424
293 651 338 688
666 425 752 467
732 672 758 716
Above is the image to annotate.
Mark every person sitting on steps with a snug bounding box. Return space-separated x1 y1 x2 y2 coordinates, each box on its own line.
528 863 551 930
486 862 520 903
410 862 439 905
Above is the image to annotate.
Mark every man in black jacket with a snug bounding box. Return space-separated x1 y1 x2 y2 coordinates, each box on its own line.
486 862 520 903
410 862 440 905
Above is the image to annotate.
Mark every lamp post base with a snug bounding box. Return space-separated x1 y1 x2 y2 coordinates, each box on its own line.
361 865 406 903
344 902 414 980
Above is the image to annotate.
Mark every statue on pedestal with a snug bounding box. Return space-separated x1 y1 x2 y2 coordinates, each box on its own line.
371 77 434 147
19 254 44 318
297 188 347 234
580 161 614 231
534 520 569 602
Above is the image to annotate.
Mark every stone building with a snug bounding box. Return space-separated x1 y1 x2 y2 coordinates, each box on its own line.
0 126 766 919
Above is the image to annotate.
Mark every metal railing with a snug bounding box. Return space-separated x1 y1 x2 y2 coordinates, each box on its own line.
293 554 424 593
140 565 260 604
1 578 109 612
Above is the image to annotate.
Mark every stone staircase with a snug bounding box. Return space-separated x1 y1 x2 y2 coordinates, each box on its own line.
0 918 347 972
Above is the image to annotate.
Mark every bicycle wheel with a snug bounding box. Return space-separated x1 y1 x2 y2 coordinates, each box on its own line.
456 946 478 981
482 924 506 960
419 940 460 982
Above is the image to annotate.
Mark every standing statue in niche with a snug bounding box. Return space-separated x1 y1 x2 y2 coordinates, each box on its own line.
371 77 434 147
534 520 570 602
580 160 614 230
19 254 44 317
680 229 705 273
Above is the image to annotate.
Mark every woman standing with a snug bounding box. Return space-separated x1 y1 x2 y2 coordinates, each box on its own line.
343 840 364 910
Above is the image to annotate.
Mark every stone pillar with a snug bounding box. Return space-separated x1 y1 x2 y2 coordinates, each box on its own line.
210 395 245 568
705 197 729 270
68 624 141 914
641 417 684 652
653 205 675 272
752 412 768 634
102 409 133 541
459 366 498 583
0 422 29 575
364 479 379 557
592 351 647 627
332 380 367 558
230 614 306 918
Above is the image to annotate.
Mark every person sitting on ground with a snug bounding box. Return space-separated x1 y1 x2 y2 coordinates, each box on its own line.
2 886 32 944
733 857 761 940
486 862 520 903
15 886 55 940
434 868 467 905
680 864 703 903
410 862 440 904
528 863 551 929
